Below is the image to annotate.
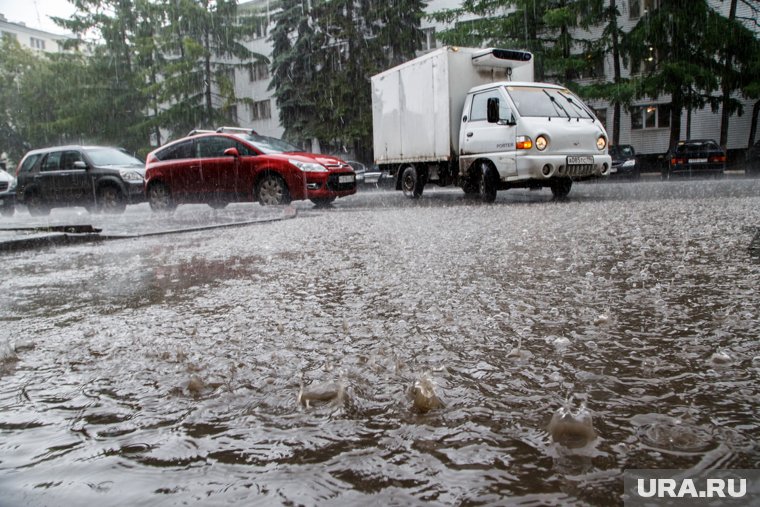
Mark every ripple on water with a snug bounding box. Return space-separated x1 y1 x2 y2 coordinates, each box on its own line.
631 413 717 455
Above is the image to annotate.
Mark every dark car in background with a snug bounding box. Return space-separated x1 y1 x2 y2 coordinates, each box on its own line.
16 146 145 216
746 139 760 177
145 128 356 211
608 144 639 179
346 160 387 188
662 139 726 180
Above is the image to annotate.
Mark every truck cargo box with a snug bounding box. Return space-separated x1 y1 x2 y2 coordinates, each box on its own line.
371 47 533 166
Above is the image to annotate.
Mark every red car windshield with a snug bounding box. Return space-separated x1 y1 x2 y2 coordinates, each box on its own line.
237 134 301 154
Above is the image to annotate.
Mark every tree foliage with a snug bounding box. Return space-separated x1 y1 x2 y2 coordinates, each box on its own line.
432 0 605 82
2 0 266 160
270 0 425 158
623 0 759 149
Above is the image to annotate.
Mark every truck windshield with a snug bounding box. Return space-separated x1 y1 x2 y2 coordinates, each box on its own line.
506 86 594 120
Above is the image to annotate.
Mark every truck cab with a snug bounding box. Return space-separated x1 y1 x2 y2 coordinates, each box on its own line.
459 82 611 200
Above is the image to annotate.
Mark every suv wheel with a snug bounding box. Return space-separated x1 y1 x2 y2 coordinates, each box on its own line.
148 182 176 212
25 192 51 216
98 185 126 214
256 174 291 206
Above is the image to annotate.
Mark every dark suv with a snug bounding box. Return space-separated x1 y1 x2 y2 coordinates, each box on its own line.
16 146 145 215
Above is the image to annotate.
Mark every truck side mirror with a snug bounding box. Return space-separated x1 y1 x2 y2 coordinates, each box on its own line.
487 97 500 123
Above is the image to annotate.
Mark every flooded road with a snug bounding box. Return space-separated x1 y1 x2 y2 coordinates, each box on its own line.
1 179 759 505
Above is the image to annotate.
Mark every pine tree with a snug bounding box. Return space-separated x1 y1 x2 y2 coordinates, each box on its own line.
624 0 734 150
270 0 425 158
432 0 603 82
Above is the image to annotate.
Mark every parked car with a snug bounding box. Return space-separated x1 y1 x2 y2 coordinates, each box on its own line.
16 146 146 215
662 139 726 180
347 160 385 188
746 139 760 177
0 168 17 216
144 129 357 211
608 144 639 179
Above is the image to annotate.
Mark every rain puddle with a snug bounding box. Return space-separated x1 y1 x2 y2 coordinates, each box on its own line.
1 187 759 505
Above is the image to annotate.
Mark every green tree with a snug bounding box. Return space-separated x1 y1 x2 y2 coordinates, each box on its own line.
576 0 637 145
269 0 320 144
270 0 425 159
432 0 604 82
624 0 735 150
59 0 266 141
0 38 41 161
717 0 760 148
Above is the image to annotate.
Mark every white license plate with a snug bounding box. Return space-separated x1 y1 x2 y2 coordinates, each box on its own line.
567 156 594 165
339 175 355 183
689 158 708 163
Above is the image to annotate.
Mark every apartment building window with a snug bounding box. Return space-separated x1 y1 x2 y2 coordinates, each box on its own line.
630 104 670 130
629 0 660 19
421 27 436 52
250 99 271 121
30 37 46 50
249 61 269 82
223 105 238 124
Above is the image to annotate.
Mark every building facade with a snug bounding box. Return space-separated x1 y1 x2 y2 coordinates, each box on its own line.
0 13 77 54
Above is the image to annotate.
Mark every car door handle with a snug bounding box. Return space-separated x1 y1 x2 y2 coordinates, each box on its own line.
466 132 474 138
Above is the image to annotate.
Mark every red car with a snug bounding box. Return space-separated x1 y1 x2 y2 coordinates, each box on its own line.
144 129 356 211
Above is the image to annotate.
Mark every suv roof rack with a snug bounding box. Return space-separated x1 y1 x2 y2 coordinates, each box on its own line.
216 126 258 135
187 129 215 136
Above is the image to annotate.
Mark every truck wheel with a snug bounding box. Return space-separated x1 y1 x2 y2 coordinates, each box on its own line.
461 178 479 195
401 165 425 198
550 178 572 198
479 164 498 203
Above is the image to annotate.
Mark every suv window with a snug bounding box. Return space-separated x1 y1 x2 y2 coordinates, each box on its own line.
61 150 84 170
156 140 194 161
18 153 42 173
41 152 63 172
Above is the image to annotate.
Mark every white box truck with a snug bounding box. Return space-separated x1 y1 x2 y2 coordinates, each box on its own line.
371 46 611 201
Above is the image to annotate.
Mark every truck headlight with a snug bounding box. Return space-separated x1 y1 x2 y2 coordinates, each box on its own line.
289 159 328 173
535 135 548 151
597 136 607 150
